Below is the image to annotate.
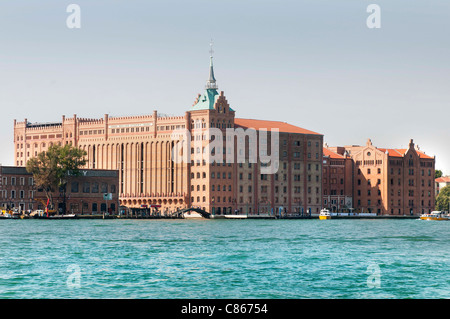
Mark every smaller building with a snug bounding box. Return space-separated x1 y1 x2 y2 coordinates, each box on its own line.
0 166 36 212
0 166 119 215
435 176 450 196
322 146 353 212
325 139 435 216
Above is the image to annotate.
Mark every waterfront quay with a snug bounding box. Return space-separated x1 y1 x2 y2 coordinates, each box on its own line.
13 211 419 220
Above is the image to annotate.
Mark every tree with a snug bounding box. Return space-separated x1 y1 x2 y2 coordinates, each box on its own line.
435 170 443 179
435 185 450 212
26 144 87 214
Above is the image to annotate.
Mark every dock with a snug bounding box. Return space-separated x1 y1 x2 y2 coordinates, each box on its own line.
212 214 276 219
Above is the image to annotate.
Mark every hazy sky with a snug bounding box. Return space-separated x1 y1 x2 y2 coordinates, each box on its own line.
1 0 449 173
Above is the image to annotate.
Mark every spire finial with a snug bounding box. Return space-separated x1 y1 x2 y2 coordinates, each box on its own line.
206 39 218 90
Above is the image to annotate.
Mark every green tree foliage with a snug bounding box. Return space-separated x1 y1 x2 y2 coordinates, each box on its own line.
436 185 450 212
435 170 443 179
26 144 87 212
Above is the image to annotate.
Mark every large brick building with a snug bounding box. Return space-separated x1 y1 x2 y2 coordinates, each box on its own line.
326 139 435 216
13 54 323 215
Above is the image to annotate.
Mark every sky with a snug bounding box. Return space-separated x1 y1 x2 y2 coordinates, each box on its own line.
0 0 449 174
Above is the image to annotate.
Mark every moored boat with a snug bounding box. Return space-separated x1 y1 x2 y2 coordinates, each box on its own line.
33 214 77 219
319 209 331 220
183 211 205 219
0 210 20 219
420 211 448 221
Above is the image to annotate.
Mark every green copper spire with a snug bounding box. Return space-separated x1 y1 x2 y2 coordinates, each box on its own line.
191 41 236 111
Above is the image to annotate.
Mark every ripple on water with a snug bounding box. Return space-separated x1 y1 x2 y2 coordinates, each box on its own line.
0 219 449 298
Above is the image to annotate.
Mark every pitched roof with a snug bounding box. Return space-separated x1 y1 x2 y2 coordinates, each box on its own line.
378 148 404 157
436 176 450 183
323 148 344 159
378 148 434 159
234 118 321 135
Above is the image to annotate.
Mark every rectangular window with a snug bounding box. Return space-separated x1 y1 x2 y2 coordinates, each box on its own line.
71 181 79 193
83 182 90 193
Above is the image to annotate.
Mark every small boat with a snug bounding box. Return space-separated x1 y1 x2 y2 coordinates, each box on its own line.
420 211 448 221
0 210 20 219
34 214 77 219
183 211 205 219
0 213 13 219
319 209 331 220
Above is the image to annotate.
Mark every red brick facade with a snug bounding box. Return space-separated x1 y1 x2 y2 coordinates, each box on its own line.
326 139 435 216
0 166 119 214
322 147 353 212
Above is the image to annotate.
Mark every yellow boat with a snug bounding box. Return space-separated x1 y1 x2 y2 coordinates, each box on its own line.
319 209 331 220
420 211 448 221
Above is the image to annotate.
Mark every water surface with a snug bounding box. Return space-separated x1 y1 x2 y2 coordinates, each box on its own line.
0 219 448 299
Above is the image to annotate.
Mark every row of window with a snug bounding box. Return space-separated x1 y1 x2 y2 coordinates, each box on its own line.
324 189 345 196
111 126 155 134
70 182 116 194
69 202 116 213
389 178 433 187
189 161 320 171
0 190 34 199
80 130 105 136
1 177 34 186
324 178 344 185
190 184 232 192
192 196 233 203
190 119 233 130
17 140 70 150
193 196 321 205
356 199 432 208
358 179 381 186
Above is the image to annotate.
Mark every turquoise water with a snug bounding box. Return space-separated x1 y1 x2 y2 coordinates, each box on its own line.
0 219 448 299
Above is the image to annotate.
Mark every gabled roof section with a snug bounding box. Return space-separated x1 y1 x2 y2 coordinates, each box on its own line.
323 148 344 159
190 89 235 112
191 89 219 111
378 148 434 159
415 150 434 159
234 118 322 135
378 148 404 157
436 176 450 183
